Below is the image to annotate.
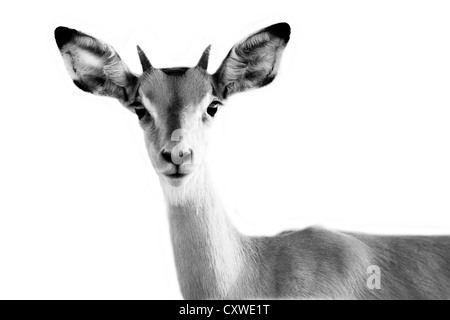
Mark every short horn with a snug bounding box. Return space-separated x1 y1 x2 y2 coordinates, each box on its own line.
197 45 211 70
137 45 152 72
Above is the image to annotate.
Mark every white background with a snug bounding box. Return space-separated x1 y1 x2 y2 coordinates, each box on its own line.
1 0 450 299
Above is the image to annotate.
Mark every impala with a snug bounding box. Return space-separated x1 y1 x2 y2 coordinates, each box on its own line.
55 23 450 299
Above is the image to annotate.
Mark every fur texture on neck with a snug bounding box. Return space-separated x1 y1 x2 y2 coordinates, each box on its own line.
160 167 258 299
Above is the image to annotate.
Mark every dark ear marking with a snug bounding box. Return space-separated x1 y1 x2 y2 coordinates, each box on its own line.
263 22 291 43
73 79 91 93
260 75 276 87
55 26 77 49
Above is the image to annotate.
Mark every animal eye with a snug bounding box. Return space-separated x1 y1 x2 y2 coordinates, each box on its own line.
130 102 148 120
135 107 148 120
206 100 221 118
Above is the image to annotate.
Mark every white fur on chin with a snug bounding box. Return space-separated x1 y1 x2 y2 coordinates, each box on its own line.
159 169 214 209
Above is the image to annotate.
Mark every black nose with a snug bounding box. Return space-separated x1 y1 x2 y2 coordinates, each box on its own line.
160 148 192 165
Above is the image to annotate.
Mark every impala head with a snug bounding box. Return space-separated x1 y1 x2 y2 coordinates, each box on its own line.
55 23 290 192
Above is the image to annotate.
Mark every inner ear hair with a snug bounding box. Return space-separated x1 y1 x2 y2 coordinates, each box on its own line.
213 22 290 99
55 26 137 103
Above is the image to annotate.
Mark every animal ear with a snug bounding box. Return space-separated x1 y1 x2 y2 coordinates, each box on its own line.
213 23 290 99
54 26 137 103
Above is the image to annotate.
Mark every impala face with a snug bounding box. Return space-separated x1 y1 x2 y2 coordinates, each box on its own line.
136 66 220 187
55 23 290 189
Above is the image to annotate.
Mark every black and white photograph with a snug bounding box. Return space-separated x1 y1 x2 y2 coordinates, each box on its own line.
1 0 450 303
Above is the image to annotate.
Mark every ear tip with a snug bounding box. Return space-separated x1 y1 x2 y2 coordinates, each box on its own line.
55 26 77 49
265 22 291 43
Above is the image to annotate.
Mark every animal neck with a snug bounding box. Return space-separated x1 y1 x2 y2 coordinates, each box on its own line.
160 167 255 299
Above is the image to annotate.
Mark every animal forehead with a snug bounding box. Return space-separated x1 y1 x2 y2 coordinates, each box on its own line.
139 67 212 111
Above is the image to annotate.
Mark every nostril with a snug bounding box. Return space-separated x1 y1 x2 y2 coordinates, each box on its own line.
181 149 192 160
160 148 193 165
161 150 173 164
